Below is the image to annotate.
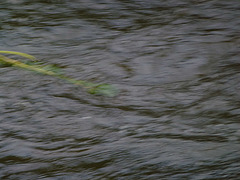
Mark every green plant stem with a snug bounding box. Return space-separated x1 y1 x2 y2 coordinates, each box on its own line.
0 54 91 86
0 54 117 96
0 51 36 60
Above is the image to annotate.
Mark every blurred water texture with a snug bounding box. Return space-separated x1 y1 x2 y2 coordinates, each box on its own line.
0 0 240 179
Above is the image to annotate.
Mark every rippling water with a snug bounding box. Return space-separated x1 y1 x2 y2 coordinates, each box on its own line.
1 0 240 179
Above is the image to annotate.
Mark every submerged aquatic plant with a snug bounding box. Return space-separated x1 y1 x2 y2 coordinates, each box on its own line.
0 51 117 97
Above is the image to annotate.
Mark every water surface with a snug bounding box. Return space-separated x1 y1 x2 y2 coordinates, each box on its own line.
0 0 240 179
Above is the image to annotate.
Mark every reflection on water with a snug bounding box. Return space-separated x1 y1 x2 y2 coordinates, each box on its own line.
1 0 240 179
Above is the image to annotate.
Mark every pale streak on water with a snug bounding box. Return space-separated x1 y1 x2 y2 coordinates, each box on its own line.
0 0 240 179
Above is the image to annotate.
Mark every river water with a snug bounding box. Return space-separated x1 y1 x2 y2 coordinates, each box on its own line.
1 0 240 179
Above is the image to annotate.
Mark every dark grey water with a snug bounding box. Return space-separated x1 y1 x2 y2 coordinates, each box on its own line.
1 0 240 179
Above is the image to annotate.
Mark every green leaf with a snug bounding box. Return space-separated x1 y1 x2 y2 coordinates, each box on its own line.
88 84 118 97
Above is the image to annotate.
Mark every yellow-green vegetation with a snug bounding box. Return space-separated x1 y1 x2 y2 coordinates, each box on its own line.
0 51 117 97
